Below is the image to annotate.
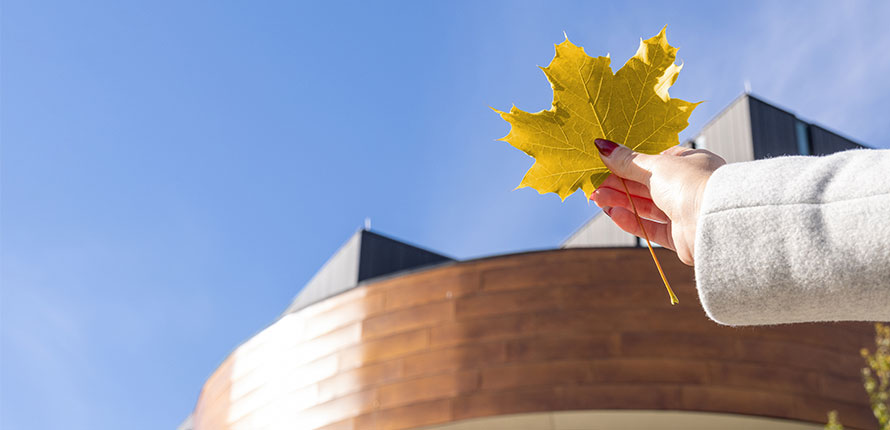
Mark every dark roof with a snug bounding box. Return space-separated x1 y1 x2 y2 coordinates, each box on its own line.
282 229 453 314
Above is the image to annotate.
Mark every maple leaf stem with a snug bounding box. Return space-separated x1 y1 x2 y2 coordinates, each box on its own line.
619 177 679 305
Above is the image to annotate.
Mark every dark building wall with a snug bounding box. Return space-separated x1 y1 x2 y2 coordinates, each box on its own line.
748 94 866 159
748 96 800 159
283 230 453 315
357 230 452 282
810 124 865 155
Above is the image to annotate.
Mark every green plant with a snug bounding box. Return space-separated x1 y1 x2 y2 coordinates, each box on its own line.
826 323 890 430
826 410 845 430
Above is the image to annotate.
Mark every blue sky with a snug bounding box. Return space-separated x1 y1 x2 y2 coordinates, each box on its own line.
2 1 889 429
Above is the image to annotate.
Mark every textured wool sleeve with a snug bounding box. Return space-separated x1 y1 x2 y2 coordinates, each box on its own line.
694 149 890 326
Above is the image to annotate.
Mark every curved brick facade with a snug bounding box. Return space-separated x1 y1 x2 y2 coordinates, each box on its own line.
191 248 876 430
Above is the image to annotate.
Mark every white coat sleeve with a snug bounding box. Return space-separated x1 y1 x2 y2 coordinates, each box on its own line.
694 149 890 325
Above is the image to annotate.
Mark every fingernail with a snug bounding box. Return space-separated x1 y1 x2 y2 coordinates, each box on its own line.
594 139 618 157
590 190 603 207
603 206 613 216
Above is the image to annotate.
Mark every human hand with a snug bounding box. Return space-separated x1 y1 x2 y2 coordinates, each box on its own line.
590 138 726 266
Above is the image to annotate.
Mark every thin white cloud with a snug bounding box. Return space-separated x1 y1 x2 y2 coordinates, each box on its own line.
743 0 890 147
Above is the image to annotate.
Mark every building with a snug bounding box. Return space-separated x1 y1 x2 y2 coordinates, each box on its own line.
180 95 877 430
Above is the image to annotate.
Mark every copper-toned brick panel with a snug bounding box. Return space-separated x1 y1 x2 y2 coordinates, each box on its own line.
680 385 797 417
401 342 507 378
429 313 532 347
379 270 480 311
590 358 709 384
478 361 593 390
354 399 453 430
454 287 562 319
363 301 455 339
191 248 877 430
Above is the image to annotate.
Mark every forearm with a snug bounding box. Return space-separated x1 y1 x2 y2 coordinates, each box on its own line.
694 149 890 326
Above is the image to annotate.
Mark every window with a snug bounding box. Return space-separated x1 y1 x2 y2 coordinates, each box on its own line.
795 120 811 155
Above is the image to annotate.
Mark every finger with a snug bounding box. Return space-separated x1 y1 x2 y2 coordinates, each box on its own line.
594 138 656 186
661 145 692 156
598 174 651 200
591 187 668 222
605 206 675 251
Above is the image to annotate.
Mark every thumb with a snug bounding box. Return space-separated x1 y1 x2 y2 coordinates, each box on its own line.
594 138 655 186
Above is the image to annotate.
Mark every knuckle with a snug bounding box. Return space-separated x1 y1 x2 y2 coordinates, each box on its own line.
618 152 636 173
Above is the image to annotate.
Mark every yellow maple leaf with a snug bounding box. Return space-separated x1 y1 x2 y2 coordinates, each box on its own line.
495 27 699 200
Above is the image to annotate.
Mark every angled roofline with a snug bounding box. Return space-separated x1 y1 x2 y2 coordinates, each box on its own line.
690 92 869 149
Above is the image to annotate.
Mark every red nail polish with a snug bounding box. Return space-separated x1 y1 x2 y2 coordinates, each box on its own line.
594 138 618 157
603 206 613 216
